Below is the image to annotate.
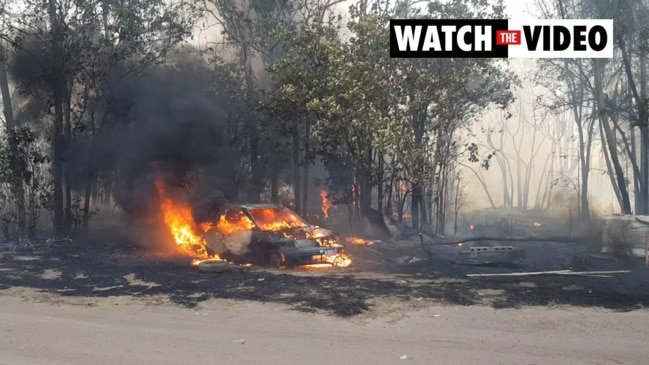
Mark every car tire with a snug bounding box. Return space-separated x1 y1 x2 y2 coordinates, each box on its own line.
196 259 230 273
269 254 283 269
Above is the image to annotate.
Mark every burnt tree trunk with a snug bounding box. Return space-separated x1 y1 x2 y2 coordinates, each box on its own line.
49 0 66 235
594 59 632 214
619 32 648 214
599 120 623 206
82 169 94 234
384 172 394 217
270 169 278 203
240 44 262 204
571 82 591 219
638 54 648 215
377 153 383 213
453 176 461 235
302 118 310 214
0 43 26 236
411 107 427 230
411 183 423 230
292 117 301 214
631 127 640 211
248 118 261 203
358 146 372 216
64 82 73 232
398 186 408 223
269 119 279 203
82 106 100 233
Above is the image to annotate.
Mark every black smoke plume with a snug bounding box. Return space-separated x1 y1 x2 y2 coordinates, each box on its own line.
100 54 240 224
9 39 241 229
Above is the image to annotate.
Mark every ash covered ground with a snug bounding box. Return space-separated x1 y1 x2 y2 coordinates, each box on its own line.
2 216 649 318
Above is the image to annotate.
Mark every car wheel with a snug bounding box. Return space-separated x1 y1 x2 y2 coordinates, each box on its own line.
196 259 229 273
269 254 283 269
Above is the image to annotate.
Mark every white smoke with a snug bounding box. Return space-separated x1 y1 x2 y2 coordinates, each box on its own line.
223 231 253 255
204 230 252 256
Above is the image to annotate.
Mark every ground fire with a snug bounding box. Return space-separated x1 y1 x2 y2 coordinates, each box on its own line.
346 237 374 245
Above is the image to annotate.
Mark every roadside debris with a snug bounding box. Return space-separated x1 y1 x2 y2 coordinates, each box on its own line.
395 256 424 265
46 237 74 244
454 245 526 266
232 339 245 344
400 355 409 360
467 270 631 278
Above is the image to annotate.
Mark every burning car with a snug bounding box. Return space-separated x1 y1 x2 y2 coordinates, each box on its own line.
202 204 352 269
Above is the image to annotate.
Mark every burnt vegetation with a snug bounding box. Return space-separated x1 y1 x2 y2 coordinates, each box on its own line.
1 236 648 317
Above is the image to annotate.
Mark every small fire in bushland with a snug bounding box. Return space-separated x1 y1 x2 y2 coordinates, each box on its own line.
346 237 374 245
320 190 334 218
533 222 542 227
351 184 358 207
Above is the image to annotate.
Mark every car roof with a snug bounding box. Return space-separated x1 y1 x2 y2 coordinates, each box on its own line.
232 203 286 210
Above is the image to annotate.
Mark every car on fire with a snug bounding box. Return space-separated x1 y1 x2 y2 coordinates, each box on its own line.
202 204 351 268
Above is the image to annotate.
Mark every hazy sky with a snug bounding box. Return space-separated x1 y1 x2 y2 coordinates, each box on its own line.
504 0 537 19
463 0 621 215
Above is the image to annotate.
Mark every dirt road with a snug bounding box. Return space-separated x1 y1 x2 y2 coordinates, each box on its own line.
2 234 649 364
1 294 646 365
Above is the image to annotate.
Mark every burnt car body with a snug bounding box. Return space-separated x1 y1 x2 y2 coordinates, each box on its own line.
203 204 347 268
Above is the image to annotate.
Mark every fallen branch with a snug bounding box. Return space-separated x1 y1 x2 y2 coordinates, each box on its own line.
634 217 649 226
423 236 591 247
415 235 591 258
362 247 386 257
467 270 631 278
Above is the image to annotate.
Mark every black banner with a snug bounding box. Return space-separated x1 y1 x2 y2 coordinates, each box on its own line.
390 19 509 58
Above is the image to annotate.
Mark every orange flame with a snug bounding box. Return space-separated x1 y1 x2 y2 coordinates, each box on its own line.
155 181 211 258
320 190 333 218
533 222 542 227
299 252 351 268
248 207 307 232
332 252 352 267
215 211 255 236
399 181 407 193
297 252 352 269
156 181 350 269
297 264 334 270
345 236 374 245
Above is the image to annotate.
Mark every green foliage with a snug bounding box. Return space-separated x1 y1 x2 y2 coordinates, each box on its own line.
5 0 196 234
3 0 518 233
0 127 50 239
265 1 516 224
